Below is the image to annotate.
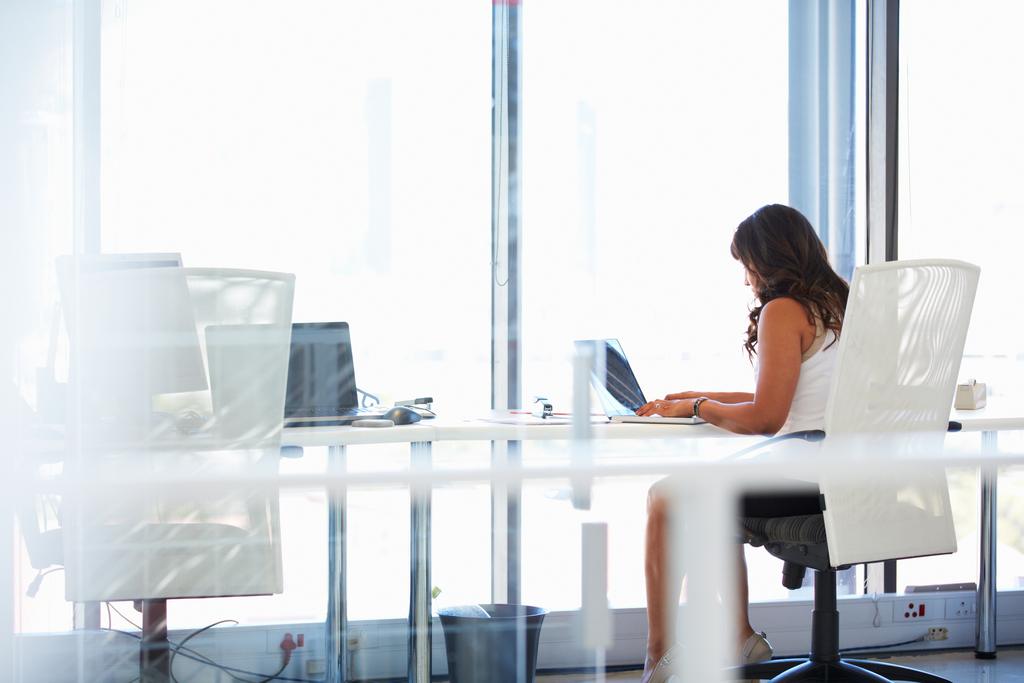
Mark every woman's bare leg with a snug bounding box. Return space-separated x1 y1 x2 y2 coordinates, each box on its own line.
644 486 756 672
644 488 680 665
735 544 756 647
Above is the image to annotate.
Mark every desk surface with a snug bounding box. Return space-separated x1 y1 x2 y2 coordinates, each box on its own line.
952 395 1024 431
282 399 1024 449
282 413 728 448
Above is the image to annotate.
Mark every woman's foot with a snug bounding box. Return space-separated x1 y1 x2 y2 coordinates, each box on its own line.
641 644 681 683
640 634 771 682
740 630 773 664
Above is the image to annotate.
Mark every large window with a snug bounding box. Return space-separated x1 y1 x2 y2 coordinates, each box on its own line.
897 0 1024 591
16 2 972 678
519 0 865 608
898 0 1024 394
11 0 495 631
100 0 492 416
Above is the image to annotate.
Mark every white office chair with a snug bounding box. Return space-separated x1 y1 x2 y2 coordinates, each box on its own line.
739 259 980 682
61 267 294 681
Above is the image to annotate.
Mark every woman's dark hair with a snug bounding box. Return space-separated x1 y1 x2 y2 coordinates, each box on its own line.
730 204 849 359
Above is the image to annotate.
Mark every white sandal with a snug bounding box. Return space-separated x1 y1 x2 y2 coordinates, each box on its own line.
641 644 682 683
642 634 772 683
741 631 773 664
739 631 774 682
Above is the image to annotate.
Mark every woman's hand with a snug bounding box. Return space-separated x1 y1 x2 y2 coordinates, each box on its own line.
664 391 701 400
636 398 695 417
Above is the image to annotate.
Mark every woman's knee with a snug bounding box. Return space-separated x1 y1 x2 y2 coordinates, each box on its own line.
647 477 679 517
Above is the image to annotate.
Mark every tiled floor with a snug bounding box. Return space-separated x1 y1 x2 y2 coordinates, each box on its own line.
538 647 1024 682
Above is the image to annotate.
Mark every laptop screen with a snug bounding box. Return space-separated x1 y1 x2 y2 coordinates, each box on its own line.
285 322 358 417
575 339 648 416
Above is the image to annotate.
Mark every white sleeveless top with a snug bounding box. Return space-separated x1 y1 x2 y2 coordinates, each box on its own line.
754 325 838 435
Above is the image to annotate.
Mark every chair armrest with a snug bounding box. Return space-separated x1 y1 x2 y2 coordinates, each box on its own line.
724 422 959 461
722 429 826 461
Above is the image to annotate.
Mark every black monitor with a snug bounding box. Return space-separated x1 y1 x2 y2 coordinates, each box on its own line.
285 322 358 418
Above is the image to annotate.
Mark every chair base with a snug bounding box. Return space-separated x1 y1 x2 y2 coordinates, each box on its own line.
734 656 952 682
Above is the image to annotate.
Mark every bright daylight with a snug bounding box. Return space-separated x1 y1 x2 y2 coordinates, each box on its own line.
2 1 1023 682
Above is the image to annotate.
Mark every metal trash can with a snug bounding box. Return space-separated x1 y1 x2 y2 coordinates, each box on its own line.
438 604 547 683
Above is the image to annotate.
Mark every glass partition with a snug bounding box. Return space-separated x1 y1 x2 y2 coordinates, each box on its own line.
13 1 1016 682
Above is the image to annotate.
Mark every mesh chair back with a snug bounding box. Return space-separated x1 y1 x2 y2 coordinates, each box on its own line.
64 267 294 601
820 260 979 566
825 260 979 434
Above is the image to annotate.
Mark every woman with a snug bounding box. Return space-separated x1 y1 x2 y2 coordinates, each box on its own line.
639 204 850 683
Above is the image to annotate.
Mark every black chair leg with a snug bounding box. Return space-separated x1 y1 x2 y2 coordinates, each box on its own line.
753 660 888 682
734 658 805 680
846 658 952 683
765 660 824 681
737 659 946 682
726 569 949 683
832 661 895 681
736 657 953 682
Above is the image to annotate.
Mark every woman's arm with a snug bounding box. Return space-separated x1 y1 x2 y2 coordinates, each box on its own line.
636 298 809 435
664 390 754 403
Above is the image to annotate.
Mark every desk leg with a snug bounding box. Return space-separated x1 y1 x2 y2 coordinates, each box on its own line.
409 441 432 683
326 445 348 682
490 440 521 606
976 430 997 659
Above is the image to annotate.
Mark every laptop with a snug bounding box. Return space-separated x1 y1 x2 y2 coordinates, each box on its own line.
283 322 388 427
575 339 703 424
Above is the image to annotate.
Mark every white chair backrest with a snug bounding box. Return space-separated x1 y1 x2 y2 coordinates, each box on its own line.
820 259 979 567
187 268 295 446
825 259 980 434
65 267 294 602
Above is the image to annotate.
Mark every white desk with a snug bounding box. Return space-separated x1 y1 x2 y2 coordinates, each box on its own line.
282 417 733 683
283 405 1023 683
951 396 1024 659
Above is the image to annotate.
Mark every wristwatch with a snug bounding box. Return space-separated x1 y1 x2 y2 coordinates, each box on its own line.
692 397 708 419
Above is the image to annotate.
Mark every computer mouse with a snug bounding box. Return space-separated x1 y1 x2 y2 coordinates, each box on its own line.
175 409 209 435
382 405 422 425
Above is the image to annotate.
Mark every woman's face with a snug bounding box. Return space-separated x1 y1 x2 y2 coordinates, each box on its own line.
743 264 763 297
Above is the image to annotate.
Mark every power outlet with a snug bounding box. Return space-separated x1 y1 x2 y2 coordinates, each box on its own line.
898 599 942 621
925 626 949 641
945 597 977 619
347 631 366 650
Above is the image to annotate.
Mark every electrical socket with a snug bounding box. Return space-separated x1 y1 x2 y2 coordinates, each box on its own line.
945 597 976 619
897 599 942 621
925 626 949 641
347 631 366 650
266 630 305 653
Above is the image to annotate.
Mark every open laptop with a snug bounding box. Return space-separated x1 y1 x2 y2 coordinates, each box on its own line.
575 339 703 424
283 322 388 427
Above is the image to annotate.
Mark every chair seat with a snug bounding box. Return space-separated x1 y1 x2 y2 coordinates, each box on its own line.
742 514 832 576
742 513 827 546
65 522 282 602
